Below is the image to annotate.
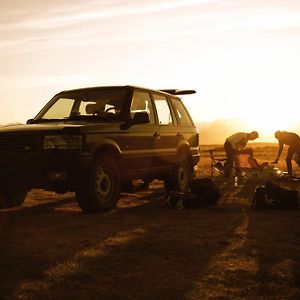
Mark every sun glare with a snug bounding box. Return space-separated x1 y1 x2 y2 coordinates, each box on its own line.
243 109 299 142
245 114 297 132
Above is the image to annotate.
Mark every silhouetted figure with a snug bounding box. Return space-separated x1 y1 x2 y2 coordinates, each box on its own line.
224 131 259 177
273 130 300 176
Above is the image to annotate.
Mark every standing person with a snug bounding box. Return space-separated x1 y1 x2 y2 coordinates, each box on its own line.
224 131 259 177
273 130 300 176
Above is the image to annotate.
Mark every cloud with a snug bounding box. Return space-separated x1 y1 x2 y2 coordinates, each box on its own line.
3 1 300 39
2 3 299 59
2 0 300 60
0 0 221 31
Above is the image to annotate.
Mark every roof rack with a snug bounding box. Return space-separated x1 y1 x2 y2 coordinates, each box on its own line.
160 89 196 95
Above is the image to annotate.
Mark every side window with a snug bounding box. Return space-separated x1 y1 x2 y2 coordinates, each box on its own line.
130 91 155 124
153 94 174 125
171 98 193 126
79 101 96 115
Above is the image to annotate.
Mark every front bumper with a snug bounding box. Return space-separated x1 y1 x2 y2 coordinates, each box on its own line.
0 152 93 191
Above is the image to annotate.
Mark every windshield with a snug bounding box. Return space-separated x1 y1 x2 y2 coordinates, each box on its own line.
35 88 128 122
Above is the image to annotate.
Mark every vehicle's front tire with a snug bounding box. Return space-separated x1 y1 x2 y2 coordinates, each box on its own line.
164 159 193 192
76 156 121 213
0 188 28 209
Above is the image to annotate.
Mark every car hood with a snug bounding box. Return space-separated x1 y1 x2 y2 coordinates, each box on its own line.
0 122 124 134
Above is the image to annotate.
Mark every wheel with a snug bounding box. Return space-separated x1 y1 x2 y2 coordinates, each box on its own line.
164 160 193 192
0 188 28 209
76 156 121 213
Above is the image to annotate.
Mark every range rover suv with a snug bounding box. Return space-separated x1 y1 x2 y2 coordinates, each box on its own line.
0 86 199 212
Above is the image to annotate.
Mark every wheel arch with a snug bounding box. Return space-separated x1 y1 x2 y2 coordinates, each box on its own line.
177 141 193 171
93 143 124 179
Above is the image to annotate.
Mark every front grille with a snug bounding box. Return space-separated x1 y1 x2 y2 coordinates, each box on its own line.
0 133 42 153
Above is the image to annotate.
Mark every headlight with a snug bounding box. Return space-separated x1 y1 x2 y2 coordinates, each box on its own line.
43 135 83 150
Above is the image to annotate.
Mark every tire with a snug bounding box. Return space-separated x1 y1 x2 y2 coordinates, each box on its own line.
76 156 121 213
0 189 28 209
164 159 193 193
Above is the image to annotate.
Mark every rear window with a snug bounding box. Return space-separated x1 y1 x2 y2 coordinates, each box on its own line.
171 98 193 126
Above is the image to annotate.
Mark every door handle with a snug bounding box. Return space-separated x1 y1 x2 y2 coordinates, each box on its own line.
153 132 160 138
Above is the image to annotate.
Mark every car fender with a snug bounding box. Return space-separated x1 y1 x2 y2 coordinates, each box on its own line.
89 138 124 176
176 139 192 161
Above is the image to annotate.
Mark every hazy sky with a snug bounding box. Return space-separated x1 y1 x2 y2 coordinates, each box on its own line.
1 0 300 137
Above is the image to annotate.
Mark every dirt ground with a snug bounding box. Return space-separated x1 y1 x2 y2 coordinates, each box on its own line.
1 144 300 300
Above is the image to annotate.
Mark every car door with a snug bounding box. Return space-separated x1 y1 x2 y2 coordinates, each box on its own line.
151 93 179 169
124 89 158 178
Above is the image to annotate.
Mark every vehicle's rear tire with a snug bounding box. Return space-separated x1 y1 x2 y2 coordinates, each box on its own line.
164 159 193 192
0 188 28 209
76 156 121 213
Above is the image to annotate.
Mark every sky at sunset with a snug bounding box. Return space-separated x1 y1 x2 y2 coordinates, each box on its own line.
1 0 300 141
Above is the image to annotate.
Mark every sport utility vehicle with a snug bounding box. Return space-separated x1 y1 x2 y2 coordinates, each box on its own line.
0 86 199 212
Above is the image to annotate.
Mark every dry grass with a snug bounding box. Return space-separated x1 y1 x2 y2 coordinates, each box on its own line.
1 143 300 299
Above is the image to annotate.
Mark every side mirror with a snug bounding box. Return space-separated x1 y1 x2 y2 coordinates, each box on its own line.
120 112 150 130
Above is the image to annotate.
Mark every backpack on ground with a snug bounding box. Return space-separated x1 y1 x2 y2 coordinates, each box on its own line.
166 177 220 209
252 180 299 209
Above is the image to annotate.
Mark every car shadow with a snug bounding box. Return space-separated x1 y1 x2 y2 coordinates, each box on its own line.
1 186 246 300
